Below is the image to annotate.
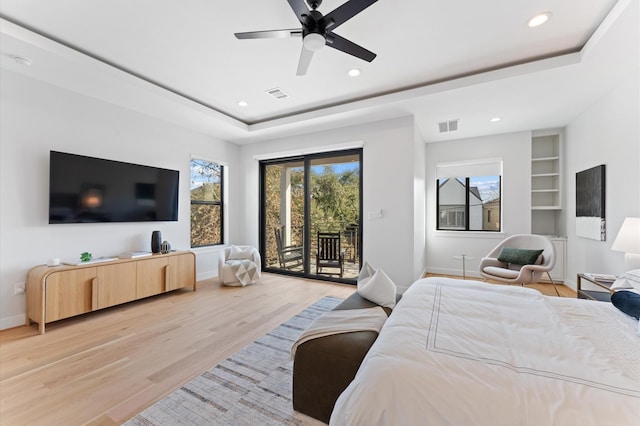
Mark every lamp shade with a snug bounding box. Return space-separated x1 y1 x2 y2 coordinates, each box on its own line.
611 217 640 254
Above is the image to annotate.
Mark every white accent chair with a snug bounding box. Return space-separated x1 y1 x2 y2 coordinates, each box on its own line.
218 245 261 286
479 234 559 296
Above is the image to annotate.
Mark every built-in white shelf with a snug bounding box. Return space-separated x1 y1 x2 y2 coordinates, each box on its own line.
532 206 562 210
531 132 563 235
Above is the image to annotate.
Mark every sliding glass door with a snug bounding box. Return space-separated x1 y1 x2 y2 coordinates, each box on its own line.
260 149 362 282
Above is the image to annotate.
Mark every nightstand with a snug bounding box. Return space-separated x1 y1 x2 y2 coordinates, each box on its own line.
577 273 614 302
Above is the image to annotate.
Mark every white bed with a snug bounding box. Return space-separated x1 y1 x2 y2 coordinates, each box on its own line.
330 277 640 425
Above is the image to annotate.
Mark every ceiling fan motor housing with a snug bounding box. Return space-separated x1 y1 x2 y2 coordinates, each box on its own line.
302 10 326 36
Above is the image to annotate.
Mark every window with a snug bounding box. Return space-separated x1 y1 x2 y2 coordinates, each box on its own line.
190 158 223 247
436 159 502 231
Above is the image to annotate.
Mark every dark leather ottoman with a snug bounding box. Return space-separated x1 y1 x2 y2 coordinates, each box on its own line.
292 292 396 424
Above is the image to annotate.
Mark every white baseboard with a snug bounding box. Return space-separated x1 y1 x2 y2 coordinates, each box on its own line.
1 314 26 331
197 271 217 282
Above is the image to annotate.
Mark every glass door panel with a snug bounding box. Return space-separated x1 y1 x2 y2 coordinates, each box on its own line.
260 149 362 282
309 154 360 279
263 160 305 273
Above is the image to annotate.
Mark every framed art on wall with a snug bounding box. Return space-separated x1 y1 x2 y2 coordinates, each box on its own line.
575 164 606 241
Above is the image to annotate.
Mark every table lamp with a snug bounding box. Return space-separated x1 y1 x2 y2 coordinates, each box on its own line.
611 217 640 270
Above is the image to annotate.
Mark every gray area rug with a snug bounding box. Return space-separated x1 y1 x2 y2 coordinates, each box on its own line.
125 296 343 426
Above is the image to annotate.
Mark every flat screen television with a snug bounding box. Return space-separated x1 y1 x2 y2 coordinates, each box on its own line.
49 151 179 224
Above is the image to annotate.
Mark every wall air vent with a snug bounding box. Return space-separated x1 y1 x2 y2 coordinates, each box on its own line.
266 87 289 100
438 119 459 133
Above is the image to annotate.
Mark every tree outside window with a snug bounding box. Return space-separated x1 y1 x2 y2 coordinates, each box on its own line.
190 158 223 247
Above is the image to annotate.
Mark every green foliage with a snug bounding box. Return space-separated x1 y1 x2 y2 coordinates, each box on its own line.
263 163 360 265
310 166 359 227
191 182 221 202
80 252 92 262
191 203 222 247
190 159 223 247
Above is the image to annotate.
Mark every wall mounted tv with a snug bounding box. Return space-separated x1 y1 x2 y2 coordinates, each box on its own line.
49 151 179 224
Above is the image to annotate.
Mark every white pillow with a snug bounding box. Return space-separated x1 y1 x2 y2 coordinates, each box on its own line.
227 245 255 260
357 267 397 308
611 269 640 292
357 261 376 286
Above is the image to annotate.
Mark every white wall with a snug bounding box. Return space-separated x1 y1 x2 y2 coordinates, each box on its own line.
563 69 640 288
239 116 423 291
425 131 533 277
0 70 241 329
413 121 427 280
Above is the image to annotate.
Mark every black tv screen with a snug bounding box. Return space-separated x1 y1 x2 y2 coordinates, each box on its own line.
49 151 179 223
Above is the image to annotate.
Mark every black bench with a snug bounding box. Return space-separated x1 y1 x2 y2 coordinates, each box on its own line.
292 292 397 423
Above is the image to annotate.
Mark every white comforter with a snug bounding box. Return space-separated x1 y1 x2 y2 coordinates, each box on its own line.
330 278 640 425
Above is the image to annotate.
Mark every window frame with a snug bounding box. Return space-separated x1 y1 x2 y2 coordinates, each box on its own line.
436 175 502 232
190 158 224 248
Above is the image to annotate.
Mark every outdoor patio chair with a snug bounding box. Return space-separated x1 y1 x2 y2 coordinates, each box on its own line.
275 226 304 269
316 231 344 277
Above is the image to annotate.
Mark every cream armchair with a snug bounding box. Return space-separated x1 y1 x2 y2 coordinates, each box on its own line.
218 245 261 286
479 234 559 296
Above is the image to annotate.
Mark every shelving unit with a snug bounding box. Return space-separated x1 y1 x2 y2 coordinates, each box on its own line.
530 131 566 282
531 132 563 237
531 134 561 210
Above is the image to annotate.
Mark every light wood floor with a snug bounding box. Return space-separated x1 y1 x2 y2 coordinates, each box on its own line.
0 274 356 425
0 273 575 425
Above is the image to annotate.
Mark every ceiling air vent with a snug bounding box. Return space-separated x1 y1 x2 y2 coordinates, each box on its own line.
438 119 459 133
266 87 289 100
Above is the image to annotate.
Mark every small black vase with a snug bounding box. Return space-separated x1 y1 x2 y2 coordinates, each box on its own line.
151 230 162 253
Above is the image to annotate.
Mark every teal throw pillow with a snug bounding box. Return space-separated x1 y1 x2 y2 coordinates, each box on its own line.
497 247 543 265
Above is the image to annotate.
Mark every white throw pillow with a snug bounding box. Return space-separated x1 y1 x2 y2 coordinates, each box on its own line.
357 261 377 287
357 267 397 308
611 269 640 292
228 245 255 261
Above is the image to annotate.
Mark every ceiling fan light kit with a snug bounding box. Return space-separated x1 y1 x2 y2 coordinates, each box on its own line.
303 33 325 51
235 0 379 75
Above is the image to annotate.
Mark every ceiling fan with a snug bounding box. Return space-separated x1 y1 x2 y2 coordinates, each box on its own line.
234 0 378 76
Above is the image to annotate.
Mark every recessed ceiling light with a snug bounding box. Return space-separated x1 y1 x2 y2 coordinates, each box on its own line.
528 12 552 28
348 68 361 77
490 117 502 122
237 100 248 107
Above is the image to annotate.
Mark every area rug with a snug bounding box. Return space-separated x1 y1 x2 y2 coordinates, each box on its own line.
125 296 343 426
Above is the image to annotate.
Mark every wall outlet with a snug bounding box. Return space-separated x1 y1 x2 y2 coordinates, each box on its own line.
14 282 25 295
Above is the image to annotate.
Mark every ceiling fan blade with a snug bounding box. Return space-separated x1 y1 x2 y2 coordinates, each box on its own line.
287 0 311 24
326 34 376 62
322 0 378 30
235 29 302 39
296 45 315 76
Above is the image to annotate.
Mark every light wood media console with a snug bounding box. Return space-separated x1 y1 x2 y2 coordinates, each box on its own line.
26 250 196 334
